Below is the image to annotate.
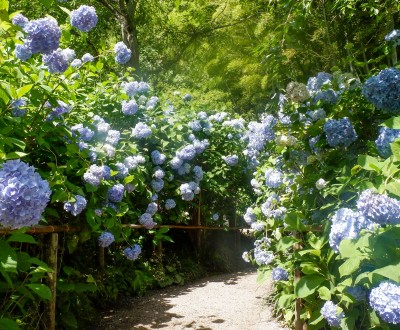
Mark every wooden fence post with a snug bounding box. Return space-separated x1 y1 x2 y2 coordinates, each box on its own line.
46 233 58 330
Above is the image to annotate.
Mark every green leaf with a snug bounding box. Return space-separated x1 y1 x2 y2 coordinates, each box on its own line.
358 155 384 172
7 234 37 244
276 236 299 251
385 182 400 198
372 263 400 282
58 6 71 15
294 274 325 298
6 151 29 159
38 0 53 8
382 116 400 129
0 240 17 273
17 84 33 98
0 318 20 330
317 286 331 300
390 140 400 161
26 283 52 300
339 258 361 278
4 137 25 150
0 0 8 11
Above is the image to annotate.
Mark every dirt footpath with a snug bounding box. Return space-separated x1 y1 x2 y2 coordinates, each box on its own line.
94 270 290 330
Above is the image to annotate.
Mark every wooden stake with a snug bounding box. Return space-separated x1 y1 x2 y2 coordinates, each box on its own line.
46 233 58 330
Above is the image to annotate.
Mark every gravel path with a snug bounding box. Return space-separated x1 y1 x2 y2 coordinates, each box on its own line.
95 270 290 330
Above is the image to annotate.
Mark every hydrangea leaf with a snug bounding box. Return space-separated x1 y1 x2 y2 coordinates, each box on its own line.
294 274 325 298
26 283 51 300
371 263 400 282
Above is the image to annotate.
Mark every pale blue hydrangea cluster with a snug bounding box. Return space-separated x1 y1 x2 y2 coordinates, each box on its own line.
64 195 87 216
98 231 115 247
70 58 82 68
323 118 357 147
356 189 400 225
222 155 239 166
193 165 203 181
151 178 164 192
114 41 131 65
124 155 145 170
183 93 192 101
132 122 152 139
362 68 400 114
122 100 138 115
139 213 156 229
125 183 135 193
176 145 196 160
153 168 165 179
250 222 264 231
188 120 202 132
114 162 128 179
165 199 176 210
0 160 51 229
151 150 166 165
124 244 141 261
71 124 94 143
46 100 71 120
306 108 326 122
15 44 32 61
105 130 120 146
212 213 219 221
307 72 332 95
62 48 76 62
272 267 289 281
375 126 400 158
315 178 327 190
243 207 256 225
146 202 158 215
12 13 29 28
261 194 286 220
23 17 61 55
385 29 400 45
83 164 107 186
146 96 159 110
329 208 376 252
254 245 274 265
70 5 98 32
81 53 94 63
179 182 200 201
312 89 338 105
209 112 228 122
10 98 27 117
369 281 400 324
265 169 284 188
320 301 344 327
222 118 246 130
122 81 150 97
242 251 250 262
107 184 124 203
309 135 321 154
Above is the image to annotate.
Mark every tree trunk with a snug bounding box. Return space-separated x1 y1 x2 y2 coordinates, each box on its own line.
119 0 140 74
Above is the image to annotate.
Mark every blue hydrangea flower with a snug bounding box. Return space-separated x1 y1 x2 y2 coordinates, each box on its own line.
177 145 196 160
62 48 75 62
265 169 283 188
146 96 159 110
132 122 152 139
307 72 332 94
165 199 176 210
242 251 250 262
272 267 289 281
369 281 400 324
312 89 338 104
46 100 71 120
114 42 131 65
123 244 141 261
222 155 239 166
122 100 138 115
102 144 115 158
114 162 128 179
323 118 357 147
151 151 166 165
10 98 27 117
146 202 158 216
212 213 219 221
70 5 98 32
124 156 139 170
385 29 400 44
106 130 120 146
362 68 400 114
192 139 209 154
329 208 376 252
122 81 139 97
81 53 94 63
12 13 29 28
254 247 274 265
189 120 202 132
125 184 135 193
83 164 105 186
151 179 164 192
320 301 344 327
346 286 367 301
0 160 51 229
183 93 192 101
243 207 256 225
70 59 82 68
180 183 195 201
170 157 183 170
98 231 115 247
193 166 204 181
71 124 94 142
24 17 61 54
357 189 400 225
107 184 124 203
139 213 156 229
64 195 87 216
251 222 264 231
15 44 32 60
153 168 165 179
375 126 400 158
